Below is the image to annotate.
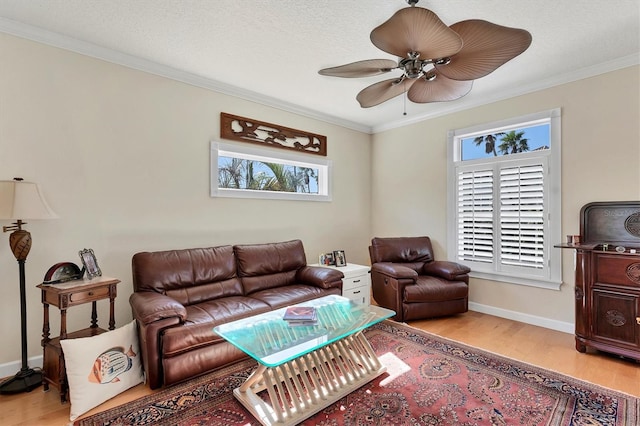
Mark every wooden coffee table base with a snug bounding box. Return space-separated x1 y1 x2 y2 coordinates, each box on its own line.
234 331 386 426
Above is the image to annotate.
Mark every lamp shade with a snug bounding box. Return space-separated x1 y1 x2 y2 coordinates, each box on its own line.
0 180 58 220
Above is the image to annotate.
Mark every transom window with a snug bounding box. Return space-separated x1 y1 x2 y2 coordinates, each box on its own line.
447 109 562 289
210 141 332 201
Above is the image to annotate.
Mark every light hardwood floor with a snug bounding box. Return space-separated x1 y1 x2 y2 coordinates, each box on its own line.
2 311 639 425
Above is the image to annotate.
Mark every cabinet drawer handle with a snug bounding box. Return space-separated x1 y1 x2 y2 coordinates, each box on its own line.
353 290 361 294
88 291 94 296
353 279 361 283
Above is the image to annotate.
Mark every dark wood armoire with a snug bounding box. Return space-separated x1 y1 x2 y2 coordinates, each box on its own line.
557 201 640 360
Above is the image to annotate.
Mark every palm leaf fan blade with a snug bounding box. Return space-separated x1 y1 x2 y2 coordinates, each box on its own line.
318 59 398 78
435 20 532 81
370 7 463 59
356 78 415 108
408 73 473 103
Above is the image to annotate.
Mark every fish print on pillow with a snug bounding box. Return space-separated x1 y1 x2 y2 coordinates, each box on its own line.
88 345 137 384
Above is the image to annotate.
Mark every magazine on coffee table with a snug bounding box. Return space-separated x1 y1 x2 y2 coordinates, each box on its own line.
283 306 317 323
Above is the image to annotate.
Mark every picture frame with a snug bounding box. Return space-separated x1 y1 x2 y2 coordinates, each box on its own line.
319 252 335 266
79 248 102 279
333 250 347 267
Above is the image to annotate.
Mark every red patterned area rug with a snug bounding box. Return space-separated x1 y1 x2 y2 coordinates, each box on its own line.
76 321 638 426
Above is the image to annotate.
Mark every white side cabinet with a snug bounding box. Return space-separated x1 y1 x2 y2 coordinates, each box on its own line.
311 263 371 305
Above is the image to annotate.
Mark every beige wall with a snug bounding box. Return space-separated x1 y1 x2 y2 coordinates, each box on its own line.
371 66 640 327
0 34 372 366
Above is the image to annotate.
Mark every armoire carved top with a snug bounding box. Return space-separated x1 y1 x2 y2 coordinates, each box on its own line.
581 201 640 248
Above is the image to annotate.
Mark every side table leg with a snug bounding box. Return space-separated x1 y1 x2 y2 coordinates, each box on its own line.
60 309 67 339
58 349 67 403
90 301 98 329
109 294 116 331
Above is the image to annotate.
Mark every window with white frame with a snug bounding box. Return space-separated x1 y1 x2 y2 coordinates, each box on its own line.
447 108 562 289
210 141 332 201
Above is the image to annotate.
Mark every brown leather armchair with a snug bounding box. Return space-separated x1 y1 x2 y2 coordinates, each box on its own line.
369 236 471 322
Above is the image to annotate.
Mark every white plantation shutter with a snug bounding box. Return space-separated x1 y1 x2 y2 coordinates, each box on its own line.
499 164 545 269
457 169 494 263
452 155 554 285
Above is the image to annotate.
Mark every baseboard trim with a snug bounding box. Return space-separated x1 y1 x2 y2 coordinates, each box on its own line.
0 356 43 382
469 302 574 334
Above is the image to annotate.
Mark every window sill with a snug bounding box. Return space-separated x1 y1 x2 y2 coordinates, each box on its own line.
212 187 331 202
469 271 563 290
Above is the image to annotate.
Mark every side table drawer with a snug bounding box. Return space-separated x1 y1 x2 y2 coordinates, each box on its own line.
343 285 370 305
69 287 110 304
343 276 367 290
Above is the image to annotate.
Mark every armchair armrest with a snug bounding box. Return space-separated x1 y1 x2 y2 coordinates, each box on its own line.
422 260 471 281
129 291 187 325
370 262 417 321
296 265 344 290
371 262 418 280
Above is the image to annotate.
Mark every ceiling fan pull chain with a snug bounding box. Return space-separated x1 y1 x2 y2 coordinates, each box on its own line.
403 81 408 116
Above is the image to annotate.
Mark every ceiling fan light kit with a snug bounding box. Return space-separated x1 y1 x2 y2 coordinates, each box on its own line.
319 0 532 108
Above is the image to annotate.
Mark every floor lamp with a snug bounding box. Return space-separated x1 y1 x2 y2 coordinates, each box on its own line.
0 178 57 394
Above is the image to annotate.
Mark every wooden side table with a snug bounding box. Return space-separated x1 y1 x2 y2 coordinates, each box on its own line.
37 276 120 402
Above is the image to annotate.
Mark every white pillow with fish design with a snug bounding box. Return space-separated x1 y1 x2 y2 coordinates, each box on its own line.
60 319 144 421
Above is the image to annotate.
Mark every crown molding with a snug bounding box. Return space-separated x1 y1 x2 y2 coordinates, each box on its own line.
372 53 640 133
1 17 638 136
0 17 372 134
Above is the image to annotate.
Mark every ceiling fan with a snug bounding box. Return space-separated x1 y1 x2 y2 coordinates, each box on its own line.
319 0 532 108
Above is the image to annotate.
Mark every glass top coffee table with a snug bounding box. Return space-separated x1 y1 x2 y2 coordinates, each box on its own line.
214 295 395 426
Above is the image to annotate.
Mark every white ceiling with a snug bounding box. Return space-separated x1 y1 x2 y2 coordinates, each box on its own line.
0 0 638 133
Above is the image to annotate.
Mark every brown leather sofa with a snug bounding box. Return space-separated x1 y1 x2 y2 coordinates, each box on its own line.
369 236 470 322
129 239 343 389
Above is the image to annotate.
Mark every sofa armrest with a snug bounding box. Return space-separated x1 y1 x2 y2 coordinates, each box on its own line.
422 260 471 281
296 265 344 289
129 291 187 325
129 292 186 389
371 262 418 280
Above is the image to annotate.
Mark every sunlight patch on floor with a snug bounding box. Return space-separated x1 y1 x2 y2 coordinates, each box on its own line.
378 352 411 386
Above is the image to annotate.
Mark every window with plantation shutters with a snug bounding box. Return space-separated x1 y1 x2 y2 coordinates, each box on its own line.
447 109 562 290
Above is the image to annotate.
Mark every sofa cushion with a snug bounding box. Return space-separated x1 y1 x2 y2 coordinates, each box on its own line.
250 284 342 309
235 240 307 294
162 296 270 356
242 270 299 296
132 246 243 305
164 277 243 306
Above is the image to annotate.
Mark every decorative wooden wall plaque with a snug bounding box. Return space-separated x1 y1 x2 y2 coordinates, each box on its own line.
220 112 327 156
